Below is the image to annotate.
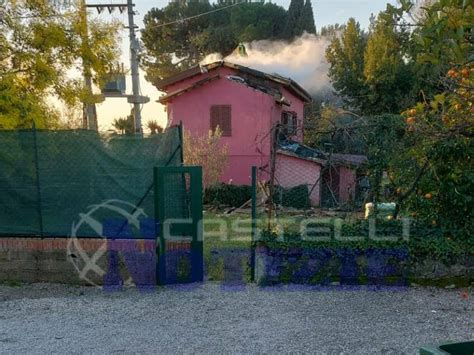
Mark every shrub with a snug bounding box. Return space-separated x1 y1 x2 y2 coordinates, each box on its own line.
183 128 228 188
204 184 252 207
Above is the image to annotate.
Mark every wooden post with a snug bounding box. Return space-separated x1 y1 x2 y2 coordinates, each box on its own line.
267 123 279 230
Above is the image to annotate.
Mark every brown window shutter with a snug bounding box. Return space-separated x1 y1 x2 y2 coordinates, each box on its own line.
220 105 231 136
210 105 220 132
210 105 231 136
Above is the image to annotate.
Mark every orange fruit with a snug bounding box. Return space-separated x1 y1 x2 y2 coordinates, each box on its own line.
461 68 469 78
425 193 432 200
406 117 416 125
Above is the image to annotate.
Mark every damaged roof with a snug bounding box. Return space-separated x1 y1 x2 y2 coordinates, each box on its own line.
156 61 312 103
278 138 367 168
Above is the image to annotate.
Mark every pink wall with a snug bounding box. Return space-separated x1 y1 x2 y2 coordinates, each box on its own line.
275 153 321 206
165 66 306 185
338 166 357 205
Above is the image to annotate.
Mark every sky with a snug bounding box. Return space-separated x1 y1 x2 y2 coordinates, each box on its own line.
88 0 397 131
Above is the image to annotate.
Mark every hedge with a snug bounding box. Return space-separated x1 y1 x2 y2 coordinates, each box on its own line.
204 184 252 207
258 220 474 264
204 183 311 209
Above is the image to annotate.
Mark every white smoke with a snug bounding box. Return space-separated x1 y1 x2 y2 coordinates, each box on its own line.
409 0 436 21
200 33 332 96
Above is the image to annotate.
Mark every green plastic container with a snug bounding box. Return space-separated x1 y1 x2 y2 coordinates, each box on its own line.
419 341 474 355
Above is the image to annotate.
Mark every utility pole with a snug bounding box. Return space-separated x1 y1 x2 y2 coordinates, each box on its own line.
86 1 149 135
127 0 142 135
79 0 98 130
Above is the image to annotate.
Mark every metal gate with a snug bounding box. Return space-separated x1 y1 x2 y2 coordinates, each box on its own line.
154 166 203 285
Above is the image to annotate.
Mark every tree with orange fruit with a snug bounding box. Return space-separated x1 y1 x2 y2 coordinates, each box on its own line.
386 0 473 238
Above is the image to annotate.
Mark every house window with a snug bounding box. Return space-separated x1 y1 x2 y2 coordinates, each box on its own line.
281 111 297 136
210 105 232 136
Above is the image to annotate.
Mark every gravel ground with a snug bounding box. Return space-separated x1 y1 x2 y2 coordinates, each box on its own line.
0 283 472 354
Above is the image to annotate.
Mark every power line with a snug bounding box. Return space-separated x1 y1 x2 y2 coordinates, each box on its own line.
147 2 244 29
3 12 69 20
3 2 245 27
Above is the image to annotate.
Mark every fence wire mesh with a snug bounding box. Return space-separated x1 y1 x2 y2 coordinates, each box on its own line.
251 123 373 239
0 126 182 237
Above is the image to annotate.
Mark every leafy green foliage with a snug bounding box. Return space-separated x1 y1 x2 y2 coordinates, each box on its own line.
302 0 317 35
204 183 252 207
260 219 474 264
141 1 318 83
322 1 473 241
304 105 365 154
320 23 344 38
283 0 316 39
0 0 120 129
325 18 368 112
363 6 414 113
326 8 415 115
112 115 134 135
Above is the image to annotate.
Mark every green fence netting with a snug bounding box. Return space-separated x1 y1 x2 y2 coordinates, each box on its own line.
0 127 182 237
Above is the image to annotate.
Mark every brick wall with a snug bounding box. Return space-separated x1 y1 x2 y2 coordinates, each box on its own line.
0 238 158 285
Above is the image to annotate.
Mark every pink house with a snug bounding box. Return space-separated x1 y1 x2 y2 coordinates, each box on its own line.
157 61 365 207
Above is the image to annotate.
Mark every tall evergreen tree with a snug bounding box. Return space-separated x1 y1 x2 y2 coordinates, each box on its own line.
325 18 367 111
363 7 413 113
283 0 305 39
302 0 316 34
142 2 288 82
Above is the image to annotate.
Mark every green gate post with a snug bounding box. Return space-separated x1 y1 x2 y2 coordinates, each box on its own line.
154 167 166 285
154 166 203 285
189 166 204 282
250 166 257 282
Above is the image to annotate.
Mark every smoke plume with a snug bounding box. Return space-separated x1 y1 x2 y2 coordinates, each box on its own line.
201 33 332 96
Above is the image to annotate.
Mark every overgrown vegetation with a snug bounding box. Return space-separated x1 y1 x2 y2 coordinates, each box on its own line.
0 0 120 129
260 219 474 265
204 184 252 207
183 128 229 188
305 0 473 239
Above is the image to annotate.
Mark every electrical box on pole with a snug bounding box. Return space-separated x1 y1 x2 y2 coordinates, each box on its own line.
86 0 149 135
102 63 126 95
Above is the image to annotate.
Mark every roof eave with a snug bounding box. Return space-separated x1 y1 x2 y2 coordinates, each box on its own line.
156 60 312 103
277 150 326 165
